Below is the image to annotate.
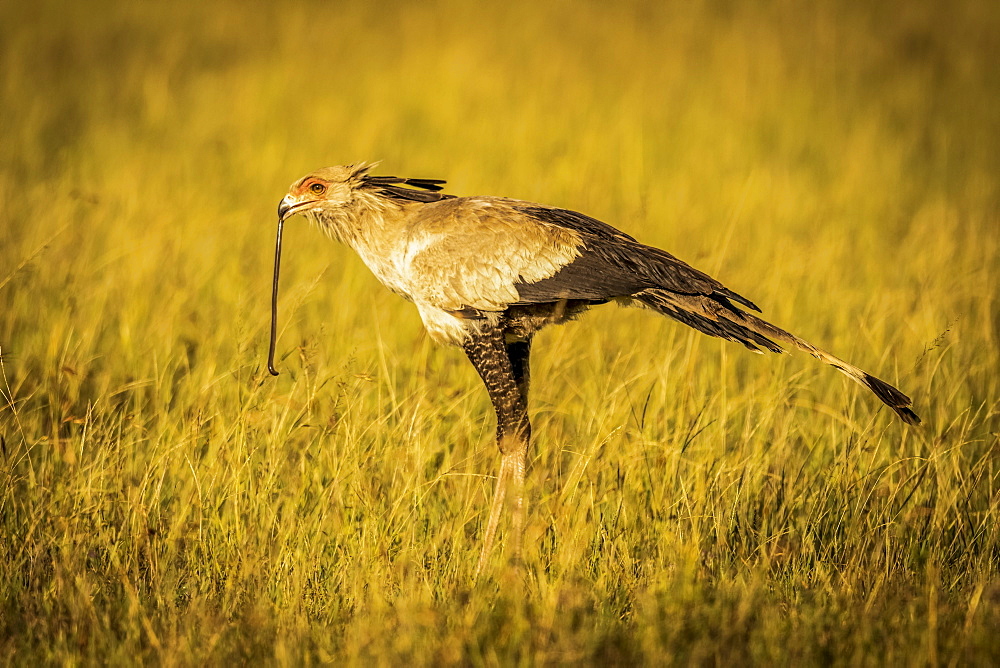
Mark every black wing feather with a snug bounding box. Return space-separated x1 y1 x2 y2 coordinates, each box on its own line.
513 251 653 303
515 205 638 244
512 205 761 313
636 290 783 353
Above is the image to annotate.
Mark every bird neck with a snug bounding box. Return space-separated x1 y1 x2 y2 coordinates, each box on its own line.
311 190 408 250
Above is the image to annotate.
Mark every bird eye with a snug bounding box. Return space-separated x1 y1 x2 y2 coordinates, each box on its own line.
310 182 326 194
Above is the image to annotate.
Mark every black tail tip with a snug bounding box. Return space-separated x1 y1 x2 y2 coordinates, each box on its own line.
892 405 922 426
864 373 921 425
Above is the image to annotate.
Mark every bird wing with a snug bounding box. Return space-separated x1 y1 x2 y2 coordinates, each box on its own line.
400 197 758 314
509 205 760 312
401 198 586 311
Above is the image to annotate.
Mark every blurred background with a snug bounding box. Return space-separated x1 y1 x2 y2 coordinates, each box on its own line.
2 0 999 663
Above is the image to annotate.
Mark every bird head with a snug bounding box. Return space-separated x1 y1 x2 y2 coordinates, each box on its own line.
277 163 373 223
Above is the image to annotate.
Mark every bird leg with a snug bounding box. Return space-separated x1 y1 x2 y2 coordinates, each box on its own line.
507 338 533 402
504 338 532 560
463 328 532 579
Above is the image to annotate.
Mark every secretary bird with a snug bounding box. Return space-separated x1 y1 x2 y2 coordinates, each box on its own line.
268 163 920 578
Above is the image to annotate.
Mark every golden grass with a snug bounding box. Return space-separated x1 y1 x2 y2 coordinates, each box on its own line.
2 0 999 663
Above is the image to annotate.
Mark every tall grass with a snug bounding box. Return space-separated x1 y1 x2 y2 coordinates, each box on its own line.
2 0 998 663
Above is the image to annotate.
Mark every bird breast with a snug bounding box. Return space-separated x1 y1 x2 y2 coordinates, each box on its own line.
339 197 585 344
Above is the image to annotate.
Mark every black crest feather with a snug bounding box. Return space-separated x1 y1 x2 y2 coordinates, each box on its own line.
362 175 453 202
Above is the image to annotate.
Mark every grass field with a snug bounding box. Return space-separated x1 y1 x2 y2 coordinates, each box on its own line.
2 0 999 663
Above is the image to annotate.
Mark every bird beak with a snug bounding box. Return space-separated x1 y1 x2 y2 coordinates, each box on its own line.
277 195 294 222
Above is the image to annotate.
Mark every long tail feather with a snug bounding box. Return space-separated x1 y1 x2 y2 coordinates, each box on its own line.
641 289 921 425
